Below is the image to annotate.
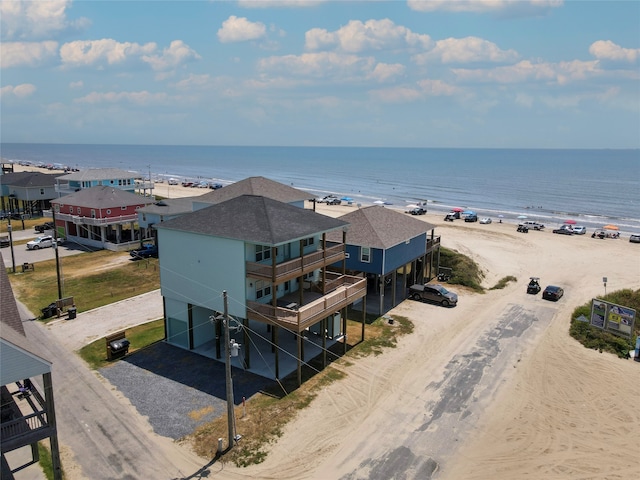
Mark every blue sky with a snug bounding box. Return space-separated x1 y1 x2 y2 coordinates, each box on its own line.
1 0 638 148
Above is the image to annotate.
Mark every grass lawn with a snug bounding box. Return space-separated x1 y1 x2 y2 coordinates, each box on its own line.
7 249 160 319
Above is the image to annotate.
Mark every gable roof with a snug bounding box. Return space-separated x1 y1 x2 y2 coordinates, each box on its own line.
328 205 435 249
57 168 136 181
0 257 52 385
0 171 63 188
51 185 155 209
195 176 313 205
156 194 348 245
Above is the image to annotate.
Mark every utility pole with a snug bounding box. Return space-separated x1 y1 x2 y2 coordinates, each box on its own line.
223 291 235 450
52 208 62 299
7 220 15 273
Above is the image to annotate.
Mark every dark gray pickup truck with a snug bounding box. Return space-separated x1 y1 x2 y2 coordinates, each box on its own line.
408 283 458 307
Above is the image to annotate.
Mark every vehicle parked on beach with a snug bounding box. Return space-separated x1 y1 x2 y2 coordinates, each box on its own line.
553 225 573 235
408 283 458 307
542 285 564 301
168 178 179 185
408 207 426 215
444 213 457 222
479 217 492 224
26 235 54 250
630 234 640 244
519 221 545 231
464 214 478 222
527 277 541 294
572 226 587 235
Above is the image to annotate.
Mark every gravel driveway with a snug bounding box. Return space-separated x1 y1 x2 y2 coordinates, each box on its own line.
99 342 276 440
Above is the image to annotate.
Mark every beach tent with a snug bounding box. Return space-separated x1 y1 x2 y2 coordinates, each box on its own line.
603 224 619 230
462 210 475 216
452 207 464 212
564 219 577 224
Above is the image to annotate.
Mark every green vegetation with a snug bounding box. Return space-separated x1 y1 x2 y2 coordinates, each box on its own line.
490 275 518 290
7 250 160 319
78 319 165 369
38 441 65 480
189 314 413 467
569 289 639 358
438 247 485 292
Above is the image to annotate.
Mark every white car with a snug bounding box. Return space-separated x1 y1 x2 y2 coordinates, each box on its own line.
479 217 492 224
27 235 54 250
572 226 587 235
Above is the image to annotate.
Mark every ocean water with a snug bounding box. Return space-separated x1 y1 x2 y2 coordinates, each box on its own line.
1 143 639 234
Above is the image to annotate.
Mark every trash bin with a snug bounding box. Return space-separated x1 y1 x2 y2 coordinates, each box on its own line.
109 339 130 357
41 303 57 319
67 306 77 320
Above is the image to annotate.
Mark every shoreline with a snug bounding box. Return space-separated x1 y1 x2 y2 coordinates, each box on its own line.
8 163 640 236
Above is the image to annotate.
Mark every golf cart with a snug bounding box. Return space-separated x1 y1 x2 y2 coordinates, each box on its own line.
527 277 541 294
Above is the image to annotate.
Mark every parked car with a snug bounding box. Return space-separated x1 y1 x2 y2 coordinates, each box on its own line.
34 221 55 233
444 213 457 222
26 235 54 250
464 214 478 222
408 283 458 307
0 236 9 248
542 285 564 301
572 226 587 235
130 244 158 259
325 197 342 205
520 221 545 231
408 207 426 215
630 234 640 244
553 225 574 235
479 217 492 224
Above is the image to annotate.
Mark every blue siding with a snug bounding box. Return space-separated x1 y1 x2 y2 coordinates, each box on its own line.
340 232 427 275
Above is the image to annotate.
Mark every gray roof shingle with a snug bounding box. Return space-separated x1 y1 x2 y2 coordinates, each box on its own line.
328 205 435 249
156 195 348 245
195 176 313 205
51 185 155 209
0 171 63 188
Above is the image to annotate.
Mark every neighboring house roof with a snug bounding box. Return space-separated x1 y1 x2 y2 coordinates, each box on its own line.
138 196 199 216
327 205 435 249
156 194 348 245
51 185 155 209
0 171 62 188
56 168 137 181
195 176 313 205
0 256 52 385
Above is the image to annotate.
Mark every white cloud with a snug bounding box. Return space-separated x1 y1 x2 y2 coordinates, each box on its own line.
69 81 83 89
407 0 563 15
0 83 36 99
142 40 201 71
0 0 90 41
413 36 518 64
74 91 171 106
305 19 431 53
238 0 325 7
59 39 157 68
173 74 212 90
589 40 639 63
258 52 375 79
369 63 406 82
417 79 458 96
451 59 601 85
0 41 58 68
217 16 267 43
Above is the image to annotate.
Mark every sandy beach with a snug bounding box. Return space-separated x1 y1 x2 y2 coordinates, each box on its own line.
10 164 640 479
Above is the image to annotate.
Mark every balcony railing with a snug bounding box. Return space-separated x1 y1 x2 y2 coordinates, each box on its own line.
246 244 345 281
52 211 139 226
426 236 441 252
246 274 366 331
0 411 50 450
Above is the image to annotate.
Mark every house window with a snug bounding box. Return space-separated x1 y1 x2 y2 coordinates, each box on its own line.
91 209 96 218
255 245 271 262
284 281 290 292
255 280 272 299
361 247 371 263
106 209 112 215
142 213 146 222
69 206 74 214
121 206 127 211
40 188 45 195
302 237 315 247
77 207 81 215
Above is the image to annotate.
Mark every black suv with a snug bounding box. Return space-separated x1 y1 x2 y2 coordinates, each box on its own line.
464 214 478 222
35 221 55 233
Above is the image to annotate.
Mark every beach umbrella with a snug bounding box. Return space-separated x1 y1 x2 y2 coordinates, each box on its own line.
517 215 528 219
462 210 475 216
498 214 504 218
564 219 577 225
341 197 354 202
603 224 619 230
373 200 385 205
452 207 464 212
406 204 419 209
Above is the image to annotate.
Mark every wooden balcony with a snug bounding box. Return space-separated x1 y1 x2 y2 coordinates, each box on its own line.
426 235 441 252
246 274 366 331
1 386 52 452
246 244 345 283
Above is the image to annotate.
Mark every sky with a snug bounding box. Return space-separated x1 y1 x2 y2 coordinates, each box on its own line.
1 0 639 149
